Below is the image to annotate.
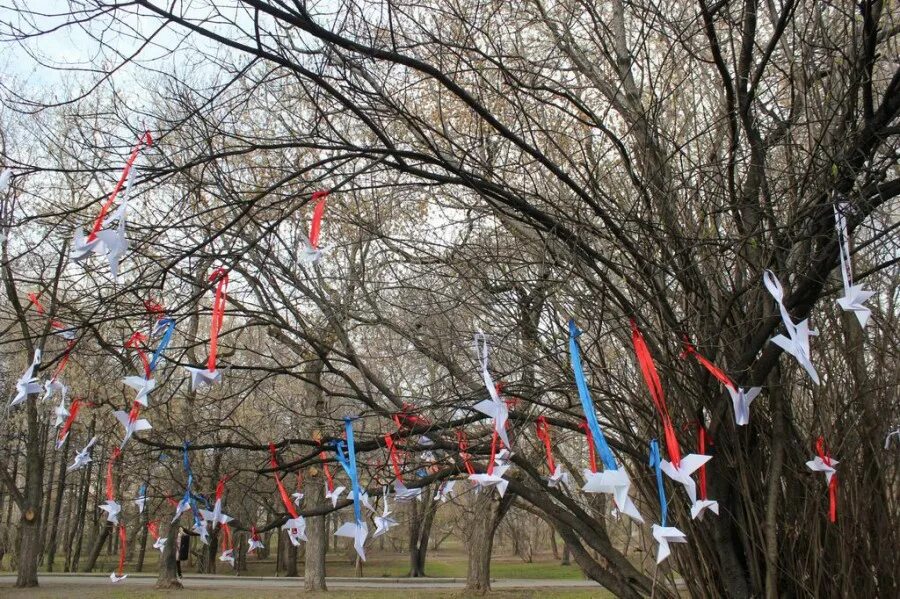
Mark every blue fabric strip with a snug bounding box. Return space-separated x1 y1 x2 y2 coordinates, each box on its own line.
568 319 618 471
649 439 667 527
149 318 175 373
345 418 362 525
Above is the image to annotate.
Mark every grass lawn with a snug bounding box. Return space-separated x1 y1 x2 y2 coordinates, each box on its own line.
1 588 611 599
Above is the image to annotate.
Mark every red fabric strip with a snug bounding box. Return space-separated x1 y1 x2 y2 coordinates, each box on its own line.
57 399 82 446
125 331 151 378
88 131 152 242
106 447 121 501
51 339 76 382
319 450 335 492
27 292 46 315
207 269 229 372
384 434 404 482
269 443 299 519
579 420 598 473
698 425 708 500
487 429 500 475
116 524 127 576
221 522 233 551
144 299 165 315
456 430 475 475
308 190 330 249
816 437 837 523
631 319 681 468
535 416 556 474
681 339 736 391
147 521 160 540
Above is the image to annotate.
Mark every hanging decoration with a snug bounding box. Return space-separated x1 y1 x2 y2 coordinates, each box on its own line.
56 398 84 449
385 434 422 502
109 524 128 582
806 436 838 523
333 418 368 561
472 333 511 450
833 201 874 328
649 439 687 564
631 319 710 508
10 349 42 408
689 424 719 520
320 448 346 508
185 268 228 390
218 522 236 567
681 339 761 426
114 399 152 449
269 443 306 546
135 483 148 514
300 189 331 263
100 447 123 525
570 320 643 522
67 435 99 472
373 486 399 538
535 416 569 487
148 521 167 552
763 271 820 384
248 526 265 554
200 476 233 528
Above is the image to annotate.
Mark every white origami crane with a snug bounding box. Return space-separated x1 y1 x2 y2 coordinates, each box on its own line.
134 493 147 514
472 333 511 451
10 350 42 408
282 516 307 546
114 407 152 448
100 499 122 525
109 572 128 583
184 366 221 391
726 386 762 427
434 480 457 502
219 549 235 567
67 436 98 472
764 270 820 384
42 378 68 404
199 502 232 527
659 454 712 505
393 480 423 502
834 203 874 329
291 491 304 507
359 491 375 513
325 481 346 508
335 520 368 561
192 519 210 545
123 375 155 407
298 241 327 264
690 499 720 520
53 399 70 428
806 454 839 485
373 491 398 538
547 464 570 488
468 464 510 497
172 497 192 522
651 523 687 564
248 535 265 554
582 468 643 523
72 197 130 280
153 537 167 552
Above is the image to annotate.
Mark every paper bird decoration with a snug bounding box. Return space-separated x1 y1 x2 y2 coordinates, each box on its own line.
467 430 510 497
834 202 875 328
42 377 68 405
291 472 304 506
184 268 228 390
200 477 233 528
763 271 820 384
52 398 69 428
320 450 345 507
114 402 152 449
434 480 457 502
384 434 422 502
67 436 98 472
570 320 642 522
632 320 711 506
218 523 236 567
248 527 265 554
681 339 762 426
134 483 148 514
10 349 42 408
689 424 719 520
148 521 166 553
109 524 128 583
472 333 511 450
649 440 687 564
333 419 368 561
100 448 123 525
535 416 570 488
73 131 151 279
299 190 331 263
806 436 838 523
373 487 398 538
269 443 307 545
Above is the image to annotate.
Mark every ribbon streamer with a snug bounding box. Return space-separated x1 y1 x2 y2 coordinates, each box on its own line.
269 443 300 518
816 437 838 523
681 340 735 391
57 399 83 447
568 320 618 470
535 416 556 474
384 435 404 482
50 339 76 383
698 425 709 501
221 522 233 552
125 332 151 378
149 318 175 372
456 430 475 475
579 420 599 473
834 203 854 291
649 439 667 527
148 521 160 540
333 420 362 525
207 269 229 372
106 447 122 501
115 524 127 577
631 319 681 468
88 131 152 242
308 190 330 249
319 449 336 492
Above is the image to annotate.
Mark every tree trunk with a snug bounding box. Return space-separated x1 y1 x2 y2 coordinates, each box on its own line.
285 535 298 577
16 383 46 587
156 524 182 589
45 434 69 572
465 491 513 593
409 486 435 577
136 513 149 572
549 524 559 560
561 542 570 566
82 522 111 572
304 466 328 591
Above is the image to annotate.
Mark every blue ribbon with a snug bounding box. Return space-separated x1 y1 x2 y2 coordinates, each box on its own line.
180 441 201 523
149 318 175 373
138 482 147 498
568 319 618 471
649 439 667 527
333 419 363 525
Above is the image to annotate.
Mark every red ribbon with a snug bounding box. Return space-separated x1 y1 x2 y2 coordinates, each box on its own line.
51 339 77 382
308 190 330 249
269 443 299 518
698 425 710 500
144 299 166 316
106 447 121 501
295 472 303 492
88 131 152 242
147 520 160 541
125 331 151 378
215 477 227 502
115 524 127 577
207 268 229 372
487 429 500 475
456 430 475 475
579 420 598 473
681 339 736 392
816 437 838 523
221 522 233 552
165 494 179 508
631 319 681 468
319 449 336 492
535 416 556 474
128 401 142 426
392 403 430 430
384 434 404 482
57 399 83 446
28 292 46 315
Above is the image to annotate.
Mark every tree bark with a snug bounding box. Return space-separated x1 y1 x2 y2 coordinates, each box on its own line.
465 491 512 593
155 523 182 589
82 522 111 572
44 433 69 572
304 465 328 591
